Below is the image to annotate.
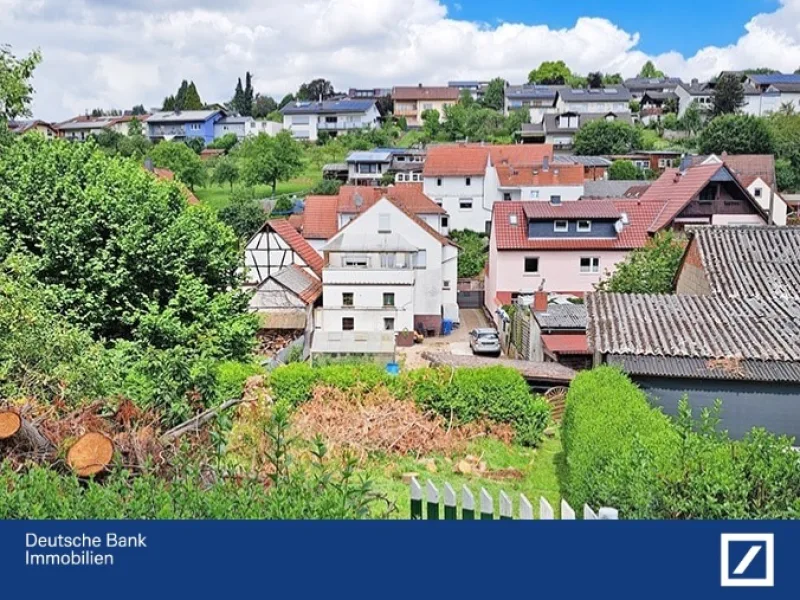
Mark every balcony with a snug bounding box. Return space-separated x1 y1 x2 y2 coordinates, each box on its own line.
323 269 415 286
149 125 186 138
317 121 369 131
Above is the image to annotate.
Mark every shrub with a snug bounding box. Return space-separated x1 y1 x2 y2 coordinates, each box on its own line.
563 367 800 519
268 362 318 406
407 366 551 446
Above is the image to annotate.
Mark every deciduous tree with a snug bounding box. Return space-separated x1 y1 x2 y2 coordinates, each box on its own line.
637 60 664 78
149 141 206 190
572 119 643 155
712 73 745 116
0 44 41 122
596 231 686 294
481 77 506 111
698 114 774 155
608 160 640 180
238 131 304 196
528 60 571 85
297 79 335 101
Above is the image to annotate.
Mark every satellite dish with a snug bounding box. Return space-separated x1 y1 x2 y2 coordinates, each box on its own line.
354 193 363 207
614 220 624 233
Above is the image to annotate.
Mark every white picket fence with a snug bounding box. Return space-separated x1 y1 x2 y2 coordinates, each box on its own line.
410 477 618 520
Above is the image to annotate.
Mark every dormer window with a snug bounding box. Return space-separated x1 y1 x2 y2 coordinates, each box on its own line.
550 195 562 205
509 214 518 226
577 220 592 232
554 220 568 232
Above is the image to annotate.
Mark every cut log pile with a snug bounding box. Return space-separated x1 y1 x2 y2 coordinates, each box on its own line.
0 393 259 478
256 329 303 357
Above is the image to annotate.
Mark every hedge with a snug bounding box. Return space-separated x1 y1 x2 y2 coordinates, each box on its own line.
563 367 800 519
268 363 551 447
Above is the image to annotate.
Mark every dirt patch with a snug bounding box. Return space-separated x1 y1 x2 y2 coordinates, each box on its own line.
291 385 511 460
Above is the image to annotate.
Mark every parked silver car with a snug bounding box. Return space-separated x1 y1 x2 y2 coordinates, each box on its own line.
469 328 501 357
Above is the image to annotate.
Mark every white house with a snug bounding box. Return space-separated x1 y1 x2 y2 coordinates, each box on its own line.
675 79 714 116
280 99 380 142
555 87 632 114
213 116 283 140
422 144 584 234
317 196 459 337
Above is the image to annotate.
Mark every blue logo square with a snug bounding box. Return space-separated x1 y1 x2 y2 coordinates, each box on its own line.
727 540 767 580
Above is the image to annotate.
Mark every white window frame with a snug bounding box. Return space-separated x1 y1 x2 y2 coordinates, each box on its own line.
378 213 391 233
554 220 568 232
415 250 427 269
443 280 451 290
577 220 592 232
580 257 600 274
459 198 473 210
524 256 540 275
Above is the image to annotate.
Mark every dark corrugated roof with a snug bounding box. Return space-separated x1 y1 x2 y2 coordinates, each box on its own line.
607 355 800 382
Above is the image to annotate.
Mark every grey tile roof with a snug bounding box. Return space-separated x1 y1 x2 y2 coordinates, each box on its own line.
148 110 222 123
534 304 587 330
606 355 800 382
623 77 683 91
583 180 647 198
553 155 613 167
558 87 632 102
587 292 800 362
506 84 560 100
281 99 376 115
690 226 800 301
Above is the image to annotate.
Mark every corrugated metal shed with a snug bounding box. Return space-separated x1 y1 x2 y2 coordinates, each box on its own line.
607 355 800 382
534 304 587 329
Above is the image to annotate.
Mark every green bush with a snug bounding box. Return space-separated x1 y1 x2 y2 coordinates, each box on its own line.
407 366 551 446
563 367 800 519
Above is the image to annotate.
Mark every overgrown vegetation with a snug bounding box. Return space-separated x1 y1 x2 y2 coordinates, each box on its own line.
596 231 687 294
563 368 800 519
268 363 552 448
448 229 487 278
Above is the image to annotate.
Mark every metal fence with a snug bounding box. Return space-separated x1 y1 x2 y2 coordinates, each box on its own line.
410 477 618 520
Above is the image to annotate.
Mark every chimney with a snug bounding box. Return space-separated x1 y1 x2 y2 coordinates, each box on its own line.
542 156 549 172
691 78 699 86
418 83 423 88
533 290 549 312
679 154 692 173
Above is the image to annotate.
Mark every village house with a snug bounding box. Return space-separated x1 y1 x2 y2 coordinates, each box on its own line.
675 79 714 116
280 99 380 141
588 226 800 440
312 195 459 356
342 148 426 186
299 184 450 252
527 294 590 369
504 84 559 121
485 197 667 313
555 87 632 114
622 76 683 101
608 150 683 173
421 143 568 233
448 81 489 101
7 119 59 138
519 112 634 152
740 73 800 116
392 85 460 127
213 116 283 139
147 109 225 144
58 114 148 141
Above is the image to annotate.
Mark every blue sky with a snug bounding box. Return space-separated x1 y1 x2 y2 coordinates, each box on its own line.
447 0 780 55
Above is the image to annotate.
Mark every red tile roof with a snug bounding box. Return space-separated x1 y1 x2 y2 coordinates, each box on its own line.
542 334 590 355
386 183 446 214
522 200 621 220
266 218 324 276
423 145 490 176
487 144 554 166
641 163 765 232
691 154 775 187
492 199 667 251
497 163 584 187
393 86 460 101
302 196 339 239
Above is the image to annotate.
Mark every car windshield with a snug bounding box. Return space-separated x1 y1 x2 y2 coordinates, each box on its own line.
477 332 498 340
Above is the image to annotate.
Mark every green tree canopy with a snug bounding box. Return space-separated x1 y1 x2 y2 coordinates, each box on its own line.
712 73 745 116
608 160 640 180
0 44 41 122
587 72 604 88
637 60 665 78
237 131 304 196
596 231 687 294
148 141 206 190
207 132 239 152
212 156 239 190
481 77 506 111
218 192 266 240
698 114 775 155
297 79 335 101
252 94 277 119
572 119 643 155
528 60 571 85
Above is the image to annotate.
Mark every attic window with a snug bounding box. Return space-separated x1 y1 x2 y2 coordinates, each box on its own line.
550 195 562 206
554 220 568 232
754 187 763 198
577 220 592 232
378 214 391 233
509 214 518 226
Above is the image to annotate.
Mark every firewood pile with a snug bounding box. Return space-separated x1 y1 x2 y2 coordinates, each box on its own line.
256 330 303 357
0 394 257 478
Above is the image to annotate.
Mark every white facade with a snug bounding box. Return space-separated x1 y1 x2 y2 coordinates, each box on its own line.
556 99 629 113
283 104 381 141
244 225 317 284
214 118 283 140
747 177 788 226
423 173 489 233
319 198 458 334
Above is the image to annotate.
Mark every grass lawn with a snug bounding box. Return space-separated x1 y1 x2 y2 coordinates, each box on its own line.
363 433 566 519
195 173 320 211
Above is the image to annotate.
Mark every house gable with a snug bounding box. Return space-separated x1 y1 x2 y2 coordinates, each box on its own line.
245 220 323 284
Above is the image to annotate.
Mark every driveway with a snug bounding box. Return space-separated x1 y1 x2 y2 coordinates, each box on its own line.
397 308 498 368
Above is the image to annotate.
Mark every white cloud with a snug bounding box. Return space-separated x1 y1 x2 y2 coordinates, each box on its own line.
3 0 800 120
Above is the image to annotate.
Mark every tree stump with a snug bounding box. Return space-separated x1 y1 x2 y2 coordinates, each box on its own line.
67 433 114 477
0 411 22 440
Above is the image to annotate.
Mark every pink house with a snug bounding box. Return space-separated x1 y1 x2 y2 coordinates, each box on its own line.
486 160 771 314
485 199 666 313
